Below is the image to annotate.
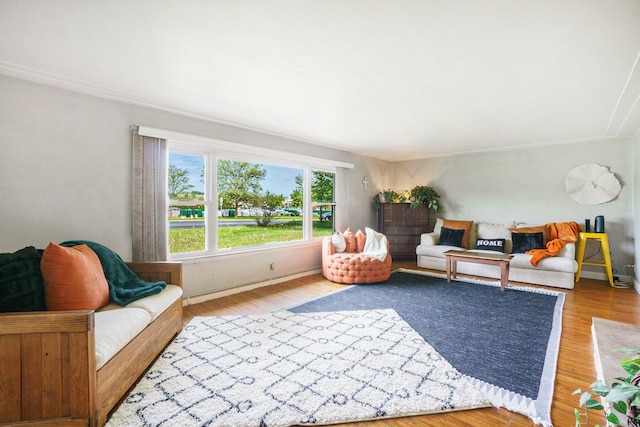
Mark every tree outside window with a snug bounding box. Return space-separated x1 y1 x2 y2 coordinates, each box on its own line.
168 151 335 256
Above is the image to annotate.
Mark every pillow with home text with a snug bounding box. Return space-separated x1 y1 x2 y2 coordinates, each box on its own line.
475 238 506 253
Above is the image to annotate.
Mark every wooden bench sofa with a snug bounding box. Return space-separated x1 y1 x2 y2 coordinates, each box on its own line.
0 261 183 427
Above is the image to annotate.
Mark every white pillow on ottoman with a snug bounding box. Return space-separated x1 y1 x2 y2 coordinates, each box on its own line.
332 230 346 253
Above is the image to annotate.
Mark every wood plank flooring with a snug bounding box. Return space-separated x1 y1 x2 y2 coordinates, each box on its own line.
183 260 640 426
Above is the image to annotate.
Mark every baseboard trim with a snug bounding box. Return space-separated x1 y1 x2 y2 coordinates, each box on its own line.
182 268 638 306
579 270 635 290
183 269 323 306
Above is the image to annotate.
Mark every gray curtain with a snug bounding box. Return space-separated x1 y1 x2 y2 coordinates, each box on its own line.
132 127 168 261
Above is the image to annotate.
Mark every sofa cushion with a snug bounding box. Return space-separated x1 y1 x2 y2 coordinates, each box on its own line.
100 285 183 321
438 227 465 247
512 225 549 245
417 244 465 258
355 229 366 253
434 217 444 233
41 243 110 311
94 307 151 370
0 246 46 312
343 228 356 252
442 219 474 249
509 253 577 273
420 232 439 246
476 221 516 238
332 230 346 253
475 221 515 252
558 242 575 259
511 232 544 254
475 238 506 253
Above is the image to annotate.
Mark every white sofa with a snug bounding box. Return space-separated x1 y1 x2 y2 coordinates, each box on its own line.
416 219 578 289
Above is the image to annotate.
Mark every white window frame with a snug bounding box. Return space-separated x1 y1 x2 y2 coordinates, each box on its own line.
139 126 354 259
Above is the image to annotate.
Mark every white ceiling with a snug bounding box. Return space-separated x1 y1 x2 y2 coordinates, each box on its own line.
1 0 640 161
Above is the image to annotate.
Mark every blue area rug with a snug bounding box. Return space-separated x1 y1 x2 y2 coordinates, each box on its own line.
286 269 564 427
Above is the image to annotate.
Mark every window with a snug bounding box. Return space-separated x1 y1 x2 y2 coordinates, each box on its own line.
167 142 339 257
168 151 208 254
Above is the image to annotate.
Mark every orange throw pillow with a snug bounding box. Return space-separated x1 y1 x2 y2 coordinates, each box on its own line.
41 243 110 311
343 228 357 253
442 219 474 249
355 229 366 253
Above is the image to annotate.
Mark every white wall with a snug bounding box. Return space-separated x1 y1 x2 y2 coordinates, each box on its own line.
393 140 635 280
634 134 640 290
0 75 378 298
1 74 636 296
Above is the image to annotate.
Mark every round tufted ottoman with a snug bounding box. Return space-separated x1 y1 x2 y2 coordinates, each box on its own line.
321 236 392 284
323 253 391 284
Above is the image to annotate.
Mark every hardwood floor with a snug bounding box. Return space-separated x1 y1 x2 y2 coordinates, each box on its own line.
183 260 640 426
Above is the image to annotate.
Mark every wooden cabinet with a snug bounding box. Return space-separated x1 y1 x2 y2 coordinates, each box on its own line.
377 203 431 260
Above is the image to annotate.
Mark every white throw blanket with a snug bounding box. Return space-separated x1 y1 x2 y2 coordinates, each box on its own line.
362 227 388 261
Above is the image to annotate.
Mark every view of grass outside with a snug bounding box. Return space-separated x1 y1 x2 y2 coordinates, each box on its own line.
168 151 335 255
169 218 333 253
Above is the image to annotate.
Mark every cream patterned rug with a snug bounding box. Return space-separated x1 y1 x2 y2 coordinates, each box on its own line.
106 309 488 426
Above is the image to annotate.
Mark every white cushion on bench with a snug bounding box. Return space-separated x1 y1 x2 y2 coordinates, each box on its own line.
416 243 459 257
98 285 183 321
94 308 150 370
126 284 183 321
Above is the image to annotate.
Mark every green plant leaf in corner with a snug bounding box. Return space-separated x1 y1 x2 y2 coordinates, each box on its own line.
606 412 621 426
612 400 627 415
620 360 640 376
606 383 640 402
590 381 610 397
586 399 604 410
577 391 590 406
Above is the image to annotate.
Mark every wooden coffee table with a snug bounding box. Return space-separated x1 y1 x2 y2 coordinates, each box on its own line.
444 250 514 291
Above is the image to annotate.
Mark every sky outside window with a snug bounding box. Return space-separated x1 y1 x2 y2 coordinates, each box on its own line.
169 153 299 198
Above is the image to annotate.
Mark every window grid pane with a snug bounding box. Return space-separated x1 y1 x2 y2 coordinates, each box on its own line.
167 144 337 258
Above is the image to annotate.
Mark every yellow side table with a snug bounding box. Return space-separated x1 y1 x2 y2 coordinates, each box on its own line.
575 232 614 286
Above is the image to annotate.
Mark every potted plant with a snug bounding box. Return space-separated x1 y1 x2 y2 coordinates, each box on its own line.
574 348 640 426
373 189 405 210
409 185 441 212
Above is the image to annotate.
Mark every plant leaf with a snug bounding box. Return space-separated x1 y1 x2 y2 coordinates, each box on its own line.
612 400 627 414
578 392 592 406
606 383 640 402
606 412 621 425
586 399 604 410
620 361 640 376
591 382 611 396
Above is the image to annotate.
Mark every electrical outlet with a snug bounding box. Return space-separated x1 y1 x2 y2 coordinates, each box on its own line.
613 276 619 282
269 262 276 271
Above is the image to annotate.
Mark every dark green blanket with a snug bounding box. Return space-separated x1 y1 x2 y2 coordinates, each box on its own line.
61 241 166 306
